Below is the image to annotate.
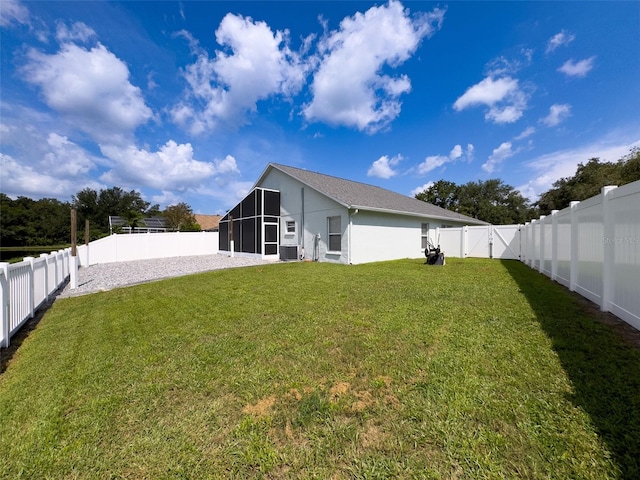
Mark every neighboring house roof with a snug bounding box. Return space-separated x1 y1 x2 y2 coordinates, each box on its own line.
256 163 487 225
194 214 221 231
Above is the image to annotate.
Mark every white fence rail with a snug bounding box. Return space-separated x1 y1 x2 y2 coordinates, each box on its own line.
1 249 72 348
437 181 640 331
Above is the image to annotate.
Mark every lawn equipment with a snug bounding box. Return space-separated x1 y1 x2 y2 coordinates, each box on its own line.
424 237 445 265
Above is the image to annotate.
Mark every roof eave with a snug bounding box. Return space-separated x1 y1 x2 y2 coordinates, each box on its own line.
349 205 487 225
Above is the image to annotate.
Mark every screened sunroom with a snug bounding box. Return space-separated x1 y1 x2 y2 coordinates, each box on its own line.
218 187 281 258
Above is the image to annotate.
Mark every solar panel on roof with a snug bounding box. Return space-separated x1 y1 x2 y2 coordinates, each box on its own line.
109 216 128 226
142 217 167 228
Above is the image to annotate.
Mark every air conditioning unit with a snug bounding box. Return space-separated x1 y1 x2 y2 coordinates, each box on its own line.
279 245 300 261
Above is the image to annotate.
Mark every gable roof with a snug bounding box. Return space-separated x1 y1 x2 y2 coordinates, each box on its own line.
257 163 487 225
194 214 221 231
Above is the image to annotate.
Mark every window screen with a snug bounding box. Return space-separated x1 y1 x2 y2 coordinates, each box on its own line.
421 223 430 249
328 216 341 252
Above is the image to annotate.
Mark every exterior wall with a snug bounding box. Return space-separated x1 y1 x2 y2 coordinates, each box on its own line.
259 169 348 263
349 212 468 264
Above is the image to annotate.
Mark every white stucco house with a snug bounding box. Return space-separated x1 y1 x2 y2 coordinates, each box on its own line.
218 163 487 264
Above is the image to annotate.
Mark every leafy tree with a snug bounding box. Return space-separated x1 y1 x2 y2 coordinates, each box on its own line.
0 194 70 247
162 202 200 231
72 187 157 239
536 148 640 215
415 180 458 210
415 179 537 224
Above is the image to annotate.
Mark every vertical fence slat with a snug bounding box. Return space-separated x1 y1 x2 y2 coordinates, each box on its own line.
0 263 9 348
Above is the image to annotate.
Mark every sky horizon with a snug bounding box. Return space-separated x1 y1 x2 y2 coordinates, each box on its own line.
1 1 638 215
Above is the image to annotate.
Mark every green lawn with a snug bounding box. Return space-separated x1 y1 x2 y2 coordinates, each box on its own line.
1 258 639 479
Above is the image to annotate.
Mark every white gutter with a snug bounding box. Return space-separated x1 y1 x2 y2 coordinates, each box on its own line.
348 205 488 225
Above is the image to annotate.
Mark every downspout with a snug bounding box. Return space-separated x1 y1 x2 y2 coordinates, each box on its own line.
348 208 359 264
301 188 305 259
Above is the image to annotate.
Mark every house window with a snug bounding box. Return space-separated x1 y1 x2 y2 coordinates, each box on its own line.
328 216 341 252
421 223 430 249
285 220 296 234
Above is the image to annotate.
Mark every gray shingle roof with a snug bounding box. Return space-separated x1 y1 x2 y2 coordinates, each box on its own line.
263 163 487 225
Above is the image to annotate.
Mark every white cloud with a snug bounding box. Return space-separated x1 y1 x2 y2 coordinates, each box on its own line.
213 154 240 174
99 141 218 191
558 57 596 78
151 190 183 207
42 133 97 176
172 14 308 134
303 1 445 133
0 0 29 27
546 30 575 53
0 152 102 199
417 143 474 174
517 137 640 200
453 76 527 124
0 125 107 199
482 141 516 174
367 154 403 178
449 144 463 160
411 181 434 197
55 21 96 43
21 42 152 143
515 126 536 140
485 48 533 76
540 103 571 127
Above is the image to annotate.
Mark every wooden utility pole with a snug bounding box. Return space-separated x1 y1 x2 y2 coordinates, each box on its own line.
71 208 77 257
85 219 90 245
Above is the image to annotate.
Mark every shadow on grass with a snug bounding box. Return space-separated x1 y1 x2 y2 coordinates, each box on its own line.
0 279 68 375
501 260 640 479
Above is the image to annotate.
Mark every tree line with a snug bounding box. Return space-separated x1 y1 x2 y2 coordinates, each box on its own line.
1 148 638 247
414 148 640 222
1 187 199 248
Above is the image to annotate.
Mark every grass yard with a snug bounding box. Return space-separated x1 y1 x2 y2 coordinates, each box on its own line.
1 258 639 478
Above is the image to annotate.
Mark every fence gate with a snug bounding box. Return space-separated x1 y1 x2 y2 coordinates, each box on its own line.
492 225 521 260
466 226 491 258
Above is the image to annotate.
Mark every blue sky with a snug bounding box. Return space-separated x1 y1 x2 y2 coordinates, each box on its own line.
1 1 638 215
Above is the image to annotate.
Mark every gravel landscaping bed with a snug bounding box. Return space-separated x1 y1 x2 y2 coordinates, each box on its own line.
59 254 271 297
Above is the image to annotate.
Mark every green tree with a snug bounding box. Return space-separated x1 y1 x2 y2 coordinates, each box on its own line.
415 180 459 210
536 148 640 215
415 179 537 224
162 202 200 231
0 194 70 247
72 187 156 238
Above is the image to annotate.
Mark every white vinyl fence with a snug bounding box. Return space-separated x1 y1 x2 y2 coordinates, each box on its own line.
1 249 72 348
77 231 219 266
437 181 640 331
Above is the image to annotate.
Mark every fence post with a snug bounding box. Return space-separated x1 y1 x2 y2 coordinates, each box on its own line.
538 216 545 274
0 263 9 348
551 210 559 281
520 222 531 266
40 253 49 302
461 226 467 258
569 201 580 292
25 257 35 319
601 186 618 312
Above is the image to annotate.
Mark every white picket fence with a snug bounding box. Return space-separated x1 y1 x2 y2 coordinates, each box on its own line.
1 249 72 348
436 181 640 331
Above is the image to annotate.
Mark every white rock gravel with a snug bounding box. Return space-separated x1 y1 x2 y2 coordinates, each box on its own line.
58 254 271 297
